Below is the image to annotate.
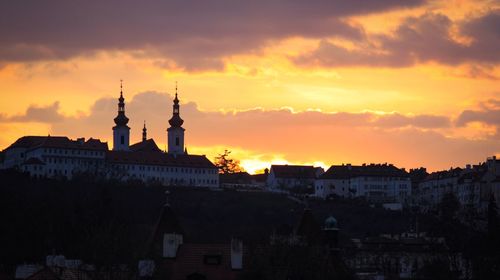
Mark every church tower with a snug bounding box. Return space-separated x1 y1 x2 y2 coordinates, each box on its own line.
142 121 147 142
113 80 130 151
167 83 185 155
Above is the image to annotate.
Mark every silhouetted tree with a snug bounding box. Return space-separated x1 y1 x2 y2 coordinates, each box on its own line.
214 150 244 174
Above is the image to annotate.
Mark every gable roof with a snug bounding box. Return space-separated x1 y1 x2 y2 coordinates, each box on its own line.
295 208 322 245
130 139 162 152
146 203 185 258
270 165 317 179
319 164 409 180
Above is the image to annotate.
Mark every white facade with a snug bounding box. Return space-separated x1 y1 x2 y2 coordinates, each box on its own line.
314 178 350 198
167 127 185 155
315 164 411 204
107 160 219 187
113 126 130 151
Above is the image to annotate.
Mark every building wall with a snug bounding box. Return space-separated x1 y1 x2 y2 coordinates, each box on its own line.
314 179 350 198
167 127 185 155
109 163 219 187
21 147 106 179
4 145 219 187
315 176 411 203
113 126 130 151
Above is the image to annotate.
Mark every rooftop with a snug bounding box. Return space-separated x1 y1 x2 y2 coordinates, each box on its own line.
319 163 408 180
6 136 108 151
270 165 318 179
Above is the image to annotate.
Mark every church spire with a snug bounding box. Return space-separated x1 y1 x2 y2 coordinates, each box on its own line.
113 80 130 151
168 82 184 128
167 82 185 155
114 79 129 126
142 120 147 142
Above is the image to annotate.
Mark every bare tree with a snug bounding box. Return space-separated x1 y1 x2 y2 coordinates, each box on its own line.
214 150 244 174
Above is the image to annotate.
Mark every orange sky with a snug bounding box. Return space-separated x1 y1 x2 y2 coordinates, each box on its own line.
0 0 499 173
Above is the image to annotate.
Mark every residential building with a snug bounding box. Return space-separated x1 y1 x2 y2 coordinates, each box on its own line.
266 164 324 192
315 163 411 204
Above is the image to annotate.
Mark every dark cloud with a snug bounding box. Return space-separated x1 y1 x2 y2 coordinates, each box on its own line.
456 108 500 128
293 10 500 68
1 102 64 123
0 0 425 70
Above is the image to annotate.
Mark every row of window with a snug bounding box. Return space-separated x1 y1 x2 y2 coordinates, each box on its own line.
112 164 217 174
23 166 218 185
135 175 217 185
45 157 101 166
42 148 104 157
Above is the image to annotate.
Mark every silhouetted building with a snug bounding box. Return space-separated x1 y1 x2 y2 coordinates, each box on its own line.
1 83 219 187
219 171 268 189
139 200 244 280
113 81 130 151
413 156 500 212
266 164 324 191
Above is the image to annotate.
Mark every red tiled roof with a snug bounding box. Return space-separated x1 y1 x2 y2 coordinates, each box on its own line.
106 151 216 168
270 165 317 179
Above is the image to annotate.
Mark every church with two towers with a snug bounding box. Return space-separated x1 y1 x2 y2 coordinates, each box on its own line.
1 83 219 187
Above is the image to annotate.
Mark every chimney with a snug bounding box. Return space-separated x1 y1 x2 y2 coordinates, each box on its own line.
230 238 243 270
264 168 269 175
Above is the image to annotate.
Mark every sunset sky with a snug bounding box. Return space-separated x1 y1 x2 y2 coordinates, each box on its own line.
0 0 499 173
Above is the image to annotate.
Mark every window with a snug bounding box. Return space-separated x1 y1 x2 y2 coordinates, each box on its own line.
175 137 179 146
121 135 124 145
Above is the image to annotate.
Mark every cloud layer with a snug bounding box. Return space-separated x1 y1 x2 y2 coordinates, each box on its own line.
293 10 500 68
2 92 498 170
0 0 425 70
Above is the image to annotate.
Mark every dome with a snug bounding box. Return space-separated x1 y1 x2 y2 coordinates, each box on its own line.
324 216 338 230
114 113 129 126
168 114 184 127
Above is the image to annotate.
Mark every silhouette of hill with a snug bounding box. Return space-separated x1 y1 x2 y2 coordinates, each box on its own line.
0 169 415 267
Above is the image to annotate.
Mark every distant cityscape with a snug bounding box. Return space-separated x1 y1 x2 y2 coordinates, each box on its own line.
1 85 499 213
1 86 500 280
